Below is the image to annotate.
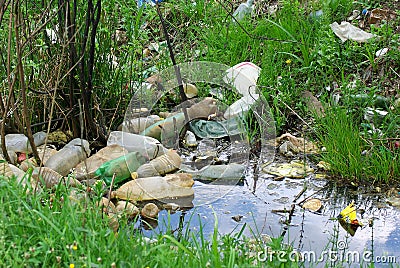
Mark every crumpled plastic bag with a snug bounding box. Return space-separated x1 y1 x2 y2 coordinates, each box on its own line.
330 21 376 42
189 117 246 139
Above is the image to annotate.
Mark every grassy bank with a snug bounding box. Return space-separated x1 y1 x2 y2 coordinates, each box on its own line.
0 177 299 267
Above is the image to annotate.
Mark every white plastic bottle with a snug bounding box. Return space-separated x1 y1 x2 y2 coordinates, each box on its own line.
107 131 168 160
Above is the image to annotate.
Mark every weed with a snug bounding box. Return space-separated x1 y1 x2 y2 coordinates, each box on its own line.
316 107 399 184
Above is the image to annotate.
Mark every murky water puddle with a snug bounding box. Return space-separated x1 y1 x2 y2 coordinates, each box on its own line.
140 161 400 265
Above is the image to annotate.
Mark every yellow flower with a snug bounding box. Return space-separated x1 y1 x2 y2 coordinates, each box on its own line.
285 59 292 65
72 245 78 251
70 264 75 268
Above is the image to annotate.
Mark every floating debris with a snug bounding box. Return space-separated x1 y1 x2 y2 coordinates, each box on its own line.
273 196 290 204
302 198 323 212
268 133 320 156
338 201 360 226
386 197 400 208
163 202 180 212
183 163 246 180
262 161 314 178
232 215 244 222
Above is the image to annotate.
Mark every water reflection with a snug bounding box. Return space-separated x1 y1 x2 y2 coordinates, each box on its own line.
141 172 400 265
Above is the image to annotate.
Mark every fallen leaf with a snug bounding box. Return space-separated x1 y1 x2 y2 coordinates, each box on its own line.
302 198 323 212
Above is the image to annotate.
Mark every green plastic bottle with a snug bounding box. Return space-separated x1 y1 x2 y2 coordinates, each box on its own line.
95 151 146 186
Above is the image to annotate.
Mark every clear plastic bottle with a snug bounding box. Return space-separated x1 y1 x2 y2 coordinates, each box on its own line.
107 131 168 160
3 131 46 154
45 138 90 176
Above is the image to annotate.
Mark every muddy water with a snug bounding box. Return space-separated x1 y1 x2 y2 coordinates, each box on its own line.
141 162 400 266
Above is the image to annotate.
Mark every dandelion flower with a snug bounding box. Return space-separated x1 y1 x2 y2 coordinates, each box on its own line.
285 59 292 65
70 264 75 268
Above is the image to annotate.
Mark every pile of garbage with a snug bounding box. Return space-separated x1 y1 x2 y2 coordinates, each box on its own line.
0 62 263 232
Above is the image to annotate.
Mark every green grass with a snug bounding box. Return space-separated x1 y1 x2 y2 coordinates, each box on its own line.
0 176 299 267
315 107 400 184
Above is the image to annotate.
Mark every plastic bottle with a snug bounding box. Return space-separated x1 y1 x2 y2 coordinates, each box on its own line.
3 131 46 153
223 62 261 96
107 131 168 160
119 115 161 134
224 94 259 119
45 138 91 176
95 151 147 186
135 150 182 178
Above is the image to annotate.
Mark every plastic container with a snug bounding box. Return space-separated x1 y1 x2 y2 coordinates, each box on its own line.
223 62 261 96
45 138 90 176
224 94 259 119
4 131 46 153
95 151 147 186
135 150 182 178
120 115 161 134
107 131 168 160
